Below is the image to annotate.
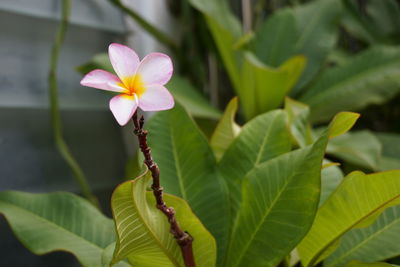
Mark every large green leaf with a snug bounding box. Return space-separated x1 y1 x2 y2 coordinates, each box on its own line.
147 104 229 263
298 170 400 267
210 97 241 161
217 110 291 263
375 133 400 171
102 243 131 267
219 110 292 214
0 191 115 267
188 0 242 91
325 205 400 267
188 0 307 120
346 261 399 267
224 129 330 267
254 9 298 67
284 97 313 148
254 0 341 92
111 170 216 267
327 130 382 170
341 0 400 45
301 46 400 123
240 53 306 119
167 76 221 120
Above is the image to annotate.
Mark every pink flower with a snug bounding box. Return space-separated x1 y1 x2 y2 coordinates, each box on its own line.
80 43 174 126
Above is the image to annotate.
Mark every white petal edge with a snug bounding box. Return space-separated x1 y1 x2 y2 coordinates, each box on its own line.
80 69 124 92
136 53 173 86
109 94 138 126
108 43 140 80
138 84 174 111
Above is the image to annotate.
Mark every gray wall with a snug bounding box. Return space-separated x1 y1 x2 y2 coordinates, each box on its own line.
0 1 128 266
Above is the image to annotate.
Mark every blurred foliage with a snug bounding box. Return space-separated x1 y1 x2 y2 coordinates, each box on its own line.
80 0 400 173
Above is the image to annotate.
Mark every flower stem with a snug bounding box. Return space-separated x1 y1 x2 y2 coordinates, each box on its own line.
48 0 99 208
132 111 196 267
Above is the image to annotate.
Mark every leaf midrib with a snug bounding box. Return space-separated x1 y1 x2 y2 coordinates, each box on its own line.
254 113 279 166
0 200 103 251
304 61 400 104
118 183 181 267
232 153 308 267
308 193 400 267
168 120 187 200
328 213 400 266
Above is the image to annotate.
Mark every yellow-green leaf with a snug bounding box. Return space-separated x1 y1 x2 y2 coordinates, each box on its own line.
328 112 360 139
284 97 313 147
111 170 216 267
298 170 400 267
210 97 241 160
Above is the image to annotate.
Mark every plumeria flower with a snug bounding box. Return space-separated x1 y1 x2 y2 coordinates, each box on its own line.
80 43 174 126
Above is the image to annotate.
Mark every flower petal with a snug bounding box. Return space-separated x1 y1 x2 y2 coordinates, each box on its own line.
108 43 140 79
138 85 174 111
80 69 124 92
136 53 173 86
109 94 138 126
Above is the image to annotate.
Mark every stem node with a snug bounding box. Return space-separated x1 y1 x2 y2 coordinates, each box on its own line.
132 111 196 267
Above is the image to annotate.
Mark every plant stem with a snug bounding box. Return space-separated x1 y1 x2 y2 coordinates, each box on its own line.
242 0 253 33
132 111 196 267
108 0 178 52
48 0 99 207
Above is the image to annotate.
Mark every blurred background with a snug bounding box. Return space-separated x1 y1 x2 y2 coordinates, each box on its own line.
0 0 400 266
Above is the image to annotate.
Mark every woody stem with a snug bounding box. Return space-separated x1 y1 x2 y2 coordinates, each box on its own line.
132 111 196 267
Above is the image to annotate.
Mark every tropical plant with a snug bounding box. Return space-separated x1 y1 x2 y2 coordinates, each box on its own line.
2 97 400 267
2 0 400 267
79 0 400 173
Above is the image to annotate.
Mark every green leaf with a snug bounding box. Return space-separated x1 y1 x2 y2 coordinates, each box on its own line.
254 0 341 92
341 0 400 45
346 261 399 267
375 133 400 171
224 130 330 267
292 0 341 91
298 170 400 267
328 112 360 139
325 205 400 267
166 76 222 120
188 0 308 120
301 46 400 123
111 170 216 267
320 160 344 206
0 191 115 267
284 97 313 148
254 9 298 67
210 97 241 161
327 130 382 170
102 243 131 267
241 53 306 119
147 104 229 263
216 110 292 263
219 110 292 216
188 0 242 91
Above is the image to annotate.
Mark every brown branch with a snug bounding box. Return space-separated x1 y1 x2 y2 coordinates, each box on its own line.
132 111 196 267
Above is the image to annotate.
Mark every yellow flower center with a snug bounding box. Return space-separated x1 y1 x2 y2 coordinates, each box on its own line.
118 74 146 97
